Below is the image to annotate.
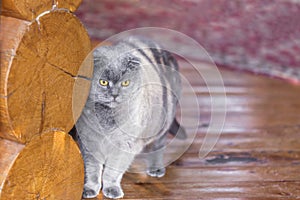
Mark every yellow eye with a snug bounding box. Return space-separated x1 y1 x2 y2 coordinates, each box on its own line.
99 80 109 86
121 80 130 87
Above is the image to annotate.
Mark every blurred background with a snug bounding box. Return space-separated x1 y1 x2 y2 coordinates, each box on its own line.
76 0 300 83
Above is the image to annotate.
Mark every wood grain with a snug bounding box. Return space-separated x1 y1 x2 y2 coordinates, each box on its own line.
0 11 92 143
0 131 84 199
92 60 300 199
1 0 82 20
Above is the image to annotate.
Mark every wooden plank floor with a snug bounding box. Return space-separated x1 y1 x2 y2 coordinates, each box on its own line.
94 60 300 200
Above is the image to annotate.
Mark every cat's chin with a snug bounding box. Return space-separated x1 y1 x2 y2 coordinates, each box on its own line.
107 101 119 108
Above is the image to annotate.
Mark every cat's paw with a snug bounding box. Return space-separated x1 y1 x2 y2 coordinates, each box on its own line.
102 186 124 199
82 188 98 199
147 168 166 178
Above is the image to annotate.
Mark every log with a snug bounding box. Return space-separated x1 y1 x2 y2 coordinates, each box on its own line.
1 0 82 21
0 11 92 143
0 131 84 199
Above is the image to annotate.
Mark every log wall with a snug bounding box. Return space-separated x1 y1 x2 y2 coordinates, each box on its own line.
0 0 92 199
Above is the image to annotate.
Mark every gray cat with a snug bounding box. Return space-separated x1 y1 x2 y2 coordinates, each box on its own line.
75 37 186 199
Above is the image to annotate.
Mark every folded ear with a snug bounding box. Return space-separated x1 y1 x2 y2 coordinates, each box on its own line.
127 56 141 70
93 46 112 61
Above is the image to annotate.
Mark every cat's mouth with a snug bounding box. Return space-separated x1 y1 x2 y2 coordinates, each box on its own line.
104 100 119 108
111 102 119 108
96 96 120 108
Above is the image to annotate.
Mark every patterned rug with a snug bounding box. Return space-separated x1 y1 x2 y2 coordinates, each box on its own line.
76 0 300 83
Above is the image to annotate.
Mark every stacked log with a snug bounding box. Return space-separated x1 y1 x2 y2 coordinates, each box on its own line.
0 131 84 199
0 0 92 199
0 11 92 143
1 0 82 20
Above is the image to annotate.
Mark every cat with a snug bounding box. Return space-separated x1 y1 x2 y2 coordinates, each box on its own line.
75 37 186 199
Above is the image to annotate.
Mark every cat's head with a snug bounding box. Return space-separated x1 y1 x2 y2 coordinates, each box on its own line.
91 45 142 108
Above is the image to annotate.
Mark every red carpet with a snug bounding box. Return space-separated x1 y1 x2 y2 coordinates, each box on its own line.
76 0 300 83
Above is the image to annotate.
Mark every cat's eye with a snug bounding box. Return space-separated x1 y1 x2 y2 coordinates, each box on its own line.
121 80 130 87
99 80 109 86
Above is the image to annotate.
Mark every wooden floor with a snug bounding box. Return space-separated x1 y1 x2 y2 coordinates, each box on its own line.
95 61 300 199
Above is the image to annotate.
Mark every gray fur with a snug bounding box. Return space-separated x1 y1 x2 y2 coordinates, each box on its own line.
76 37 185 199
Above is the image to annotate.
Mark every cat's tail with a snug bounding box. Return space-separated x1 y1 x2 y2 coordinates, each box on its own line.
169 118 187 140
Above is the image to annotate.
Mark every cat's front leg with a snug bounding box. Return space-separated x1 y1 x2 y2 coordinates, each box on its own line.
82 156 103 198
102 168 124 199
102 151 136 199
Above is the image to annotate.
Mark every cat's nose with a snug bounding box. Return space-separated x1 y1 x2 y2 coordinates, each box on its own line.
112 94 118 100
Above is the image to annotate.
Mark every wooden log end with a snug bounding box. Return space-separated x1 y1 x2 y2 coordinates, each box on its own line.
0 131 84 199
0 11 92 143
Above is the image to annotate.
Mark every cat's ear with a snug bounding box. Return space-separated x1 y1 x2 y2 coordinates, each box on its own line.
93 46 111 61
127 56 141 70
